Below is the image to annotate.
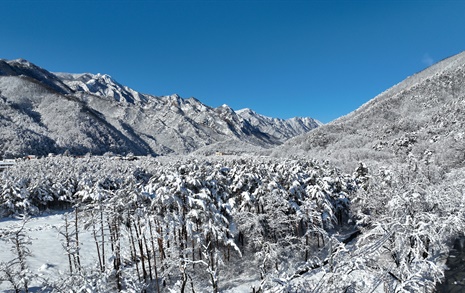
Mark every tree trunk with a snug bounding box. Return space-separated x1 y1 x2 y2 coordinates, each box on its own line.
192 238 196 268
64 214 73 274
100 206 106 271
128 218 141 281
91 211 103 272
14 236 28 293
143 230 153 281
134 219 148 281
75 207 81 271
149 219 160 293
112 216 122 291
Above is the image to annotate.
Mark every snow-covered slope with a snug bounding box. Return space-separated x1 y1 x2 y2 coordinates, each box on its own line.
273 50 465 170
0 59 320 157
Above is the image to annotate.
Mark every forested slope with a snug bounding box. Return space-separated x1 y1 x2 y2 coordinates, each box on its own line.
275 51 465 172
268 50 465 292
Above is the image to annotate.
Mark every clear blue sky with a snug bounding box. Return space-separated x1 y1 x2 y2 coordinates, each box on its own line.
2 0 465 123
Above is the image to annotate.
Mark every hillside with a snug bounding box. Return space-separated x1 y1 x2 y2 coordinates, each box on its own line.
274 51 465 172
268 50 465 292
0 59 320 158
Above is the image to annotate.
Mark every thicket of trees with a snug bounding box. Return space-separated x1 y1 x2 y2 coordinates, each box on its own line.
0 155 464 292
0 156 356 292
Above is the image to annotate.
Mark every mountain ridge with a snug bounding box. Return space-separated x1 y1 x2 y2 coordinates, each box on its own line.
237 107 322 141
0 58 320 158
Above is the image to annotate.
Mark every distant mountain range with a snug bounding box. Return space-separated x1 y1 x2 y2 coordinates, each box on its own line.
0 58 321 158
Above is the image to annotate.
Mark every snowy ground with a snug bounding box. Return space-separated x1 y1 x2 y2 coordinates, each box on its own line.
0 212 99 292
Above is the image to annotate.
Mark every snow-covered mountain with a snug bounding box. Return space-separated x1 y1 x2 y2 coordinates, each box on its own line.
56 72 149 104
273 50 465 171
0 58 320 157
237 108 322 140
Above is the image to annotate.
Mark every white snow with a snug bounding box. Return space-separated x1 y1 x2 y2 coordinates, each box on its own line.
0 212 99 291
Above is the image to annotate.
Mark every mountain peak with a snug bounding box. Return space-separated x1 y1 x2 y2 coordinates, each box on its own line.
0 58 72 94
236 108 256 115
9 58 31 65
215 104 234 112
219 103 232 109
93 73 114 83
56 71 149 104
